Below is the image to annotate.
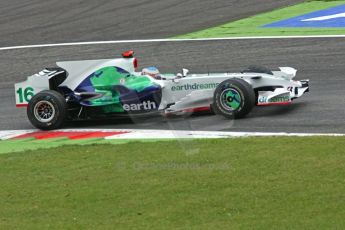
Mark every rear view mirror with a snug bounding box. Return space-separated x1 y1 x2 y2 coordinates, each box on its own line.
182 68 189 77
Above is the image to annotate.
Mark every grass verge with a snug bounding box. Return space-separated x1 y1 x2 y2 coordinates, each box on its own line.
1 137 345 229
0 138 177 155
0 138 127 155
176 1 345 38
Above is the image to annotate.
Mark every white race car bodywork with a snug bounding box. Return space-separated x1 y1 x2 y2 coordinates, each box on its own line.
152 68 308 112
15 56 309 118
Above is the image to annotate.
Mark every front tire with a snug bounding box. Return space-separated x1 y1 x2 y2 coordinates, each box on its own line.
213 78 255 119
27 90 67 130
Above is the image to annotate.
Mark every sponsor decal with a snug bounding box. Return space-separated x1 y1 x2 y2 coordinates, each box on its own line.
171 83 219 91
16 86 34 103
269 95 290 103
263 4 345 28
258 96 267 103
123 101 157 111
258 95 290 103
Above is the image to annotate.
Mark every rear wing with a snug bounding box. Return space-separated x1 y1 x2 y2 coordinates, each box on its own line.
15 51 138 108
14 69 62 107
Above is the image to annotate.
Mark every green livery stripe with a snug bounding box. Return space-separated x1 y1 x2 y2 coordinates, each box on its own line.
86 67 157 112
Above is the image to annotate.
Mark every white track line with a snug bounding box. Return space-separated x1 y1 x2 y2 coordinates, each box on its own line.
1 35 345 51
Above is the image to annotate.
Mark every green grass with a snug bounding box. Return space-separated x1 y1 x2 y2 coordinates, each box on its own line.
0 138 179 155
176 1 345 38
1 137 345 229
0 138 131 155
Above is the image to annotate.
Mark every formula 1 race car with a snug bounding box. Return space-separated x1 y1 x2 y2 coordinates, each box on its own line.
15 51 309 130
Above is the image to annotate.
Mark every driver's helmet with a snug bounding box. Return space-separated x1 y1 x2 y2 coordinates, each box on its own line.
141 66 161 79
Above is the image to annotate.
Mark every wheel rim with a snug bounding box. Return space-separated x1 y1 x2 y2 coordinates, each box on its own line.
33 101 55 123
220 88 242 111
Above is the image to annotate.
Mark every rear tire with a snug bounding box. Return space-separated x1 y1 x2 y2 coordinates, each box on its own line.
213 78 255 119
27 90 67 130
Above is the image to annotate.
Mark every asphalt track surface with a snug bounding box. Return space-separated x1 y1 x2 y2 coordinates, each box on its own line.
2 0 344 134
1 38 344 133
0 0 302 46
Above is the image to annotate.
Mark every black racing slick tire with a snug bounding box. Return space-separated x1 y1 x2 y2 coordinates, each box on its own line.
213 78 255 119
27 90 67 130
